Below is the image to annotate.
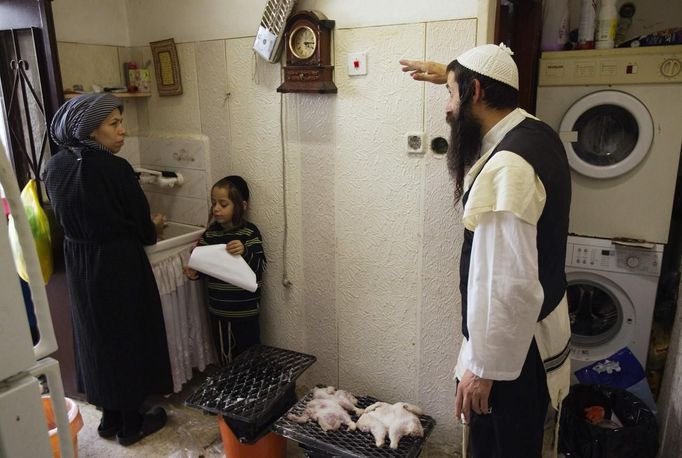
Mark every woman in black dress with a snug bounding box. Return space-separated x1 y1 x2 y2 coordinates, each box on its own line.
44 93 171 446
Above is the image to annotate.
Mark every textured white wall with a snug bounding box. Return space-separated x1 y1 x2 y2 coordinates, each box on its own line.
52 0 129 45
420 19 477 443
124 0 480 45
333 23 423 401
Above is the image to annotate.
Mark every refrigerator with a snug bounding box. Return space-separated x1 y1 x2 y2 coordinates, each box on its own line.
0 142 74 457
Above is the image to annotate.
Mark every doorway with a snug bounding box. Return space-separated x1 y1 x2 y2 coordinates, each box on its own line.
0 0 80 399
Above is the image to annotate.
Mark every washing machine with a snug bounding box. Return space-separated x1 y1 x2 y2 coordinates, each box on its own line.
565 235 663 373
537 45 682 244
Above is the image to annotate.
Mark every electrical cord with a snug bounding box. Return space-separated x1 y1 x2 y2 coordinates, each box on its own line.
279 91 292 287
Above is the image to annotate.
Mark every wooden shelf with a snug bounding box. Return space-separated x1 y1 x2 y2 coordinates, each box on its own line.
64 92 151 100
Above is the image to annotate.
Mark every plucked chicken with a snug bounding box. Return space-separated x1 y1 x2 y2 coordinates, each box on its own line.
287 386 363 432
356 401 424 449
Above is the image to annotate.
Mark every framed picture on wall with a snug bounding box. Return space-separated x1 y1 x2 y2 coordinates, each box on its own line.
150 38 183 96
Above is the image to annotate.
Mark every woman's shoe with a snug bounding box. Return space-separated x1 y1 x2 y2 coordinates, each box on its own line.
97 423 119 438
97 410 121 438
116 407 167 446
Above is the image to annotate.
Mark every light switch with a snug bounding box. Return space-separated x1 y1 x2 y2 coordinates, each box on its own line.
347 52 367 76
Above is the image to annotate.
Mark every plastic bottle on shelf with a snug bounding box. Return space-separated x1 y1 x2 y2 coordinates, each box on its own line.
577 0 597 49
615 3 637 46
595 0 618 49
541 0 570 51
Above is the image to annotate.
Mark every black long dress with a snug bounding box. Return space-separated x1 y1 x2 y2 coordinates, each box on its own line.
44 147 172 410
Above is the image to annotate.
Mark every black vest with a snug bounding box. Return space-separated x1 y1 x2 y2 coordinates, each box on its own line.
459 117 571 339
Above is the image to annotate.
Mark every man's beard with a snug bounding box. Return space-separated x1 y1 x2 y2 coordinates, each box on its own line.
446 104 483 203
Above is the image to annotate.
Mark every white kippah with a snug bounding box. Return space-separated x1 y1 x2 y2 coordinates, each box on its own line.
456 43 519 90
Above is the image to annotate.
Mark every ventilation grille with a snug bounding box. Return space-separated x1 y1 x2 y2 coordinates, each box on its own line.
253 0 297 62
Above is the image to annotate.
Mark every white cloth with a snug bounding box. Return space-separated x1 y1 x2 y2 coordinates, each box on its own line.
535 295 571 410
455 296 571 410
460 211 544 380
463 151 546 230
151 246 216 392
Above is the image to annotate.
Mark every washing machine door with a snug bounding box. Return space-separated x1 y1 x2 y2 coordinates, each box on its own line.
566 271 635 363
559 90 654 179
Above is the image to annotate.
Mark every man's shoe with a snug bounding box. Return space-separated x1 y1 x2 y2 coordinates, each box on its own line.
116 407 167 446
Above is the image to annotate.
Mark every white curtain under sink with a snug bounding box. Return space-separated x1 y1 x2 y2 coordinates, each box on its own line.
150 247 216 392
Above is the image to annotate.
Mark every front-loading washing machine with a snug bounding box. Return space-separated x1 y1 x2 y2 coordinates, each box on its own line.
537 45 682 244
565 235 663 373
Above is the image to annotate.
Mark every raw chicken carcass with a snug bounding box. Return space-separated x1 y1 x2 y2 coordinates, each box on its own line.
310 386 365 415
356 401 424 449
287 386 363 432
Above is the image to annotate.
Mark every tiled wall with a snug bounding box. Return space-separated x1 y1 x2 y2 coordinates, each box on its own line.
119 135 209 227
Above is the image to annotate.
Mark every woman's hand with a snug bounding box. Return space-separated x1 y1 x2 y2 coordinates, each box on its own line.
183 265 199 280
151 213 167 237
399 59 447 85
226 240 244 256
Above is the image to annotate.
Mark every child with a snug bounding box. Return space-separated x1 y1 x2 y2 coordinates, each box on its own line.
184 175 266 364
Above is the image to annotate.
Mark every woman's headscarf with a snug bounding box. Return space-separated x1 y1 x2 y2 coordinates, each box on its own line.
50 93 123 153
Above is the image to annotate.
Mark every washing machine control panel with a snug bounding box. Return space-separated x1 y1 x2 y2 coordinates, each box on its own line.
539 46 682 86
566 243 662 276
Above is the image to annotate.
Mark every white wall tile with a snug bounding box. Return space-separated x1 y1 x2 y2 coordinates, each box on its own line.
57 42 122 92
138 136 208 171
139 166 207 200
144 43 202 135
195 40 231 185
117 135 140 164
144 192 208 227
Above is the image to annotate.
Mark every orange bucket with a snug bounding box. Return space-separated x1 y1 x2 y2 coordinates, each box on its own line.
42 395 84 458
218 416 286 458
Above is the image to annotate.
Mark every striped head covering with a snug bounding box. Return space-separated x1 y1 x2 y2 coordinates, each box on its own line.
50 93 123 153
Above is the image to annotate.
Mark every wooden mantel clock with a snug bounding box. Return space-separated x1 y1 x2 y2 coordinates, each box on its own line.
277 10 337 94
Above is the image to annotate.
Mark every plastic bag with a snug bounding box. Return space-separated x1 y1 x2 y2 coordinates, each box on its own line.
573 347 657 414
559 384 658 458
8 179 53 284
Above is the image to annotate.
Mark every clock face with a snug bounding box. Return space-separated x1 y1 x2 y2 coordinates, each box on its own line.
289 25 317 60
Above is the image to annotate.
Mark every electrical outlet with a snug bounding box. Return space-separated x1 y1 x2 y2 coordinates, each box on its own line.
406 132 426 154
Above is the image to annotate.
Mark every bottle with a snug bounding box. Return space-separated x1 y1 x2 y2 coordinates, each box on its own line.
615 3 636 46
577 0 597 49
541 0 570 51
127 61 138 93
595 0 618 49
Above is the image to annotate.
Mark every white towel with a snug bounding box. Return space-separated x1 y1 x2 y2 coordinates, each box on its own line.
187 244 258 292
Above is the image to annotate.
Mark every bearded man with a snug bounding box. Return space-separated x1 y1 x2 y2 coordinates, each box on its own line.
401 44 572 457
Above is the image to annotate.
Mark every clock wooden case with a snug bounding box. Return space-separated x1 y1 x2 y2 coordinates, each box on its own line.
277 10 337 94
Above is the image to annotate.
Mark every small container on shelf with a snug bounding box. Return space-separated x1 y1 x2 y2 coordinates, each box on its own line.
577 0 597 50
541 0 570 51
595 0 618 49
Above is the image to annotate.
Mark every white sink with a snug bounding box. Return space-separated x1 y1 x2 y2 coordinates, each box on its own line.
145 221 204 264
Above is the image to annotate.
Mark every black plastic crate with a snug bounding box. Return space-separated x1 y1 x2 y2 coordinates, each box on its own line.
185 345 316 441
273 388 436 458
222 382 298 443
